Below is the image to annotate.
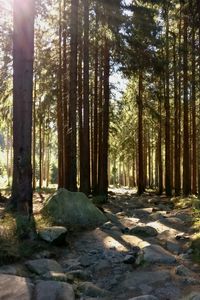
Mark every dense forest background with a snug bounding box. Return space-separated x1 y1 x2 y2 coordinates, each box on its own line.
0 0 200 215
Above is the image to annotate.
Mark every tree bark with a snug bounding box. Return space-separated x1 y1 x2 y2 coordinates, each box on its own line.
68 0 79 191
137 72 144 195
183 6 191 196
12 0 35 215
165 6 172 196
80 0 90 194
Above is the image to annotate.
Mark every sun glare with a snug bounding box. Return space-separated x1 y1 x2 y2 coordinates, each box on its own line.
0 0 12 12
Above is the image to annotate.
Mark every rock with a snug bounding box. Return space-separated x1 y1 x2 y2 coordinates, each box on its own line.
0 265 17 275
158 204 171 211
181 277 199 285
128 296 158 300
33 250 51 259
42 271 68 281
129 225 158 237
143 244 176 264
38 226 67 245
166 241 181 254
151 212 165 221
42 189 107 229
166 217 184 225
181 292 200 300
122 270 171 289
104 211 125 230
68 269 90 280
0 274 33 300
63 258 81 271
176 264 192 276
176 233 190 240
155 285 181 300
123 255 136 264
138 284 153 294
25 259 63 276
179 253 191 260
123 247 143 265
79 282 109 298
101 221 113 230
34 280 75 300
80 254 96 267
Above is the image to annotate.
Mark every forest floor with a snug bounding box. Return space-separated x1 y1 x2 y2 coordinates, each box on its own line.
0 188 200 299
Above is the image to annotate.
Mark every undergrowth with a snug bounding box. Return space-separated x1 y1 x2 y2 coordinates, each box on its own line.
0 211 55 266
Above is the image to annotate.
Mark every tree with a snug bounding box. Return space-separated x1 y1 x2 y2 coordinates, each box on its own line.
11 0 35 215
80 0 90 195
68 0 79 191
182 1 191 196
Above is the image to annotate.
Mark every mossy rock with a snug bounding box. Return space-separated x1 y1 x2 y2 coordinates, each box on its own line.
42 189 107 230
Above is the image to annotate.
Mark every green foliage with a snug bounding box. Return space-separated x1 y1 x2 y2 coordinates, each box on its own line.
191 233 200 262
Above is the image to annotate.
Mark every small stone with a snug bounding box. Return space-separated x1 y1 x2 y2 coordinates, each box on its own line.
128 296 158 300
25 259 63 276
79 282 109 298
143 244 176 264
122 270 171 289
158 204 171 211
166 217 184 225
68 269 90 281
80 254 95 267
175 264 192 276
123 255 136 264
34 250 51 259
38 226 67 245
175 233 190 240
181 277 199 285
166 241 181 254
151 212 165 221
129 226 158 237
42 271 68 281
111 225 121 232
182 292 200 300
138 284 153 294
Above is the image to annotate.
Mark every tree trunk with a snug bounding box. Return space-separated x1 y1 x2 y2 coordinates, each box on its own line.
68 0 79 191
98 35 110 198
191 20 196 194
173 33 180 196
12 0 35 215
57 0 64 188
80 0 90 195
165 6 172 196
158 92 163 194
137 72 144 195
183 6 191 196
92 6 99 194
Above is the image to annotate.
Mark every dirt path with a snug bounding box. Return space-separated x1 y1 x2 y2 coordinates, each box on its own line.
58 189 200 299
0 189 200 299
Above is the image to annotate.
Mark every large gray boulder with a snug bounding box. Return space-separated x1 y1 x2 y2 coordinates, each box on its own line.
34 280 75 300
42 189 107 229
0 274 33 300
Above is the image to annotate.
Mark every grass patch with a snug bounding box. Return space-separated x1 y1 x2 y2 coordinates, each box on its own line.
191 233 200 263
171 196 199 209
0 210 57 266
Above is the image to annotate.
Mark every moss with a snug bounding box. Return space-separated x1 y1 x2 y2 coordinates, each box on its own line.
0 211 55 264
191 233 200 262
